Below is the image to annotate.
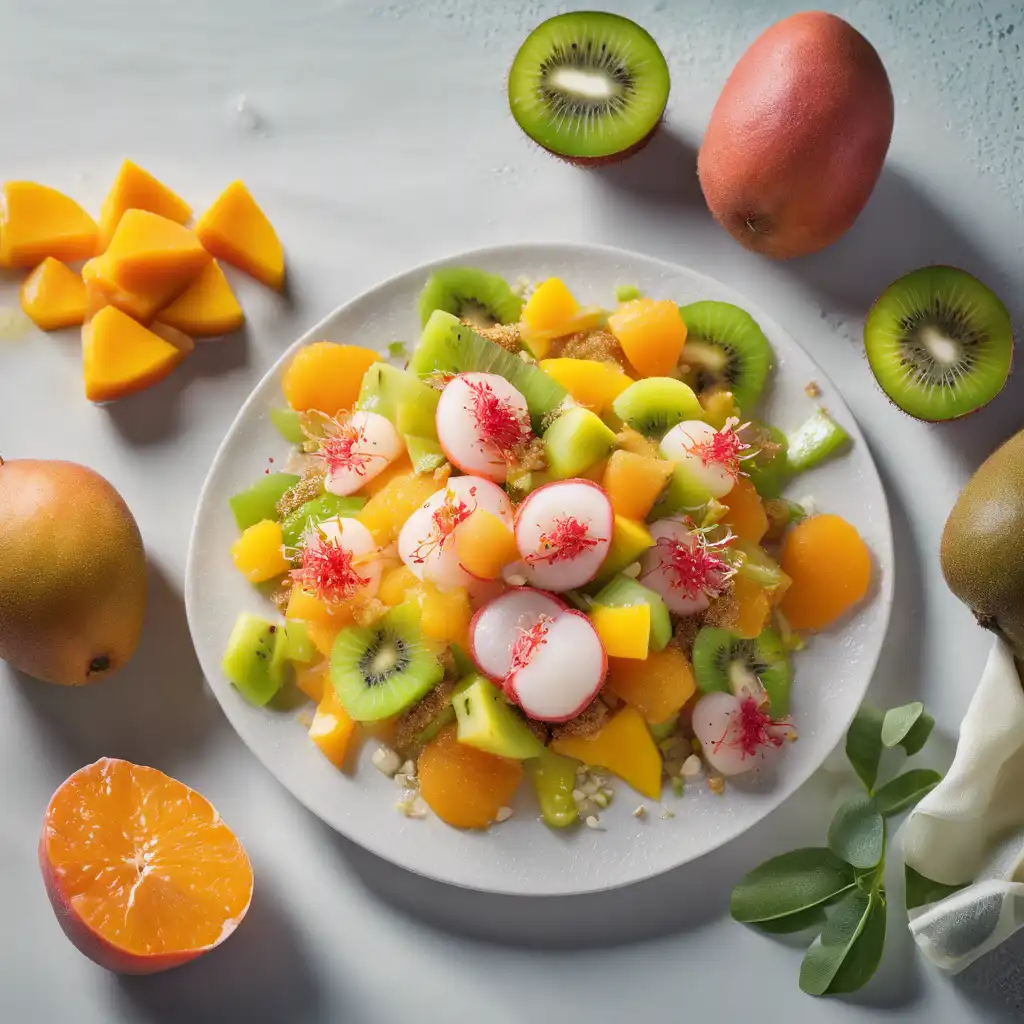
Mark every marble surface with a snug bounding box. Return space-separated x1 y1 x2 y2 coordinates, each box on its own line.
1 0 1023 1020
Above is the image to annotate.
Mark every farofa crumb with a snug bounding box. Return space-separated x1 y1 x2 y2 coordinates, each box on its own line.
270 578 293 614
672 618 701 656
550 329 628 369
393 680 456 755
515 436 548 473
472 322 522 354
804 380 822 399
702 589 740 631
276 468 327 520
550 698 609 740
763 499 791 542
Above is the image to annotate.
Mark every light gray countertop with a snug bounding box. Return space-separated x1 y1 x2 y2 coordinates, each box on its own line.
2 1 1023 1020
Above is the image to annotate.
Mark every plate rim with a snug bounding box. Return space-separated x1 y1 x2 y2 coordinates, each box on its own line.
185 240 895 896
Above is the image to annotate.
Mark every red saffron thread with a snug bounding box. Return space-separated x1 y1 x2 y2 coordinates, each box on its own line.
686 417 751 479
646 526 735 600
291 530 370 603
508 616 552 676
527 516 602 565
713 696 792 760
463 378 532 462
410 488 476 563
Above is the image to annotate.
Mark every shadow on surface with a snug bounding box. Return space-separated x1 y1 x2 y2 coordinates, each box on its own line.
106 327 249 447
590 125 704 209
10 559 224 776
115 871 323 1024
954 927 1024 1019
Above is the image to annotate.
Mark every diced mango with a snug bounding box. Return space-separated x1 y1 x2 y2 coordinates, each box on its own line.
231 519 289 583
104 209 210 292
358 454 413 497
156 260 244 336
550 705 662 799
605 646 697 723
82 305 187 403
295 661 329 702
0 181 98 267
615 427 662 459
538 358 634 414
732 573 773 640
82 255 185 323
591 604 650 659
309 685 357 768
281 341 381 417
522 278 580 335
602 449 673 521
357 471 438 545
196 180 284 290
97 159 191 251
721 477 768 544
597 516 655 581
607 298 688 377
150 321 195 356
19 258 86 330
455 509 518 579
420 584 471 647
377 565 422 606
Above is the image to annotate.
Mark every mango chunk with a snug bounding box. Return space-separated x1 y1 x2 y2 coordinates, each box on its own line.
0 181 98 267
550 706 662 799
82 255 186 323
98 159 192 251
231 519 289 583
157 260 244 336
150 321 195 356
309 685 357 768
82 305 187 403
591 604 651 659
19 258 86 330
196 181 284 290
104 209 210 292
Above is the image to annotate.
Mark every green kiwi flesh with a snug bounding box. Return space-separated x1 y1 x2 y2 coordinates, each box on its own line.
330 606 443 721
678 301 773 412
611 377 703 435
417 268 522 328
741 422 789 499
864 265 1013 421
691 626 791 716
508 12 670 161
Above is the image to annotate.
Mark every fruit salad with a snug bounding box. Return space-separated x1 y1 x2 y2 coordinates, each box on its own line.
223 268 872 831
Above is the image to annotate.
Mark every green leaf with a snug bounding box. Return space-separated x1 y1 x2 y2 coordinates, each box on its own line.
828 795 885 870
881 702 934 755
800 888 887 996
845 705 885 791
730 848 856 924
754 905 828 935
900 712 935 756
825 890 888 995
905 866 967 911
874 769 942 817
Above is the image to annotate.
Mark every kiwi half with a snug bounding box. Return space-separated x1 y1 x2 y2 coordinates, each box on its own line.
691 626 791 716
611 377 703 436
678 301 773 412
864 265 1013 421
330 606 443 721
508 12 670 162
417 268 522 329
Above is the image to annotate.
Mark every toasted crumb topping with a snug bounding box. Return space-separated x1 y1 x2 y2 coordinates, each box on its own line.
672 618 701 656
763 498 791 542
472 322 522 353
702 588 740 631
393 680 456 755
550 329 627 368
804 380 822 399
276 468 327 520
550 698 609 740
515 436 548 473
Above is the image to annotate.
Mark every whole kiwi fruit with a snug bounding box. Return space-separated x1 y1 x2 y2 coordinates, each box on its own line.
941 429 1024 654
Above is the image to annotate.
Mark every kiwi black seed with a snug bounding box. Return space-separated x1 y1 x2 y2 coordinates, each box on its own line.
864 265 1013 421
330 606 444 722
691 626 791 716
678 300 773 413
508 12 670 162
417 268 523 329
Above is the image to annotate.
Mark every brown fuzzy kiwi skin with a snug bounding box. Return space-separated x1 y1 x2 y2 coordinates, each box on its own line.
940 428 1024 655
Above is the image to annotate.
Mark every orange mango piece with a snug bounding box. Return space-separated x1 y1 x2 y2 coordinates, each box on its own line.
455 509 518 579
0 181 97 267
606 646 697 723
231 520 289 583
150 321 195 357
522 277 580 335
357 454 413 497
591 604 650 659
97 159 191 251
538 358 634 414
377 565 422 607
731 574 772 639
309 685 357 768
551 705 662 799
281 341 380 417
157 260 244 336
602 449 673 520
195 181 284 290
104 209 210 292
721 477 768 544
615 427 662 459
82 255 185 324
295 662 329 703
19 258 87 330
420 584 471 648
607 298 688 377
357 471 438 545
82 305 187 403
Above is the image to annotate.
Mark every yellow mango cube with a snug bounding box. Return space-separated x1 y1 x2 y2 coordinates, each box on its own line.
82 305 187 403
598 516 655 581
157 260 244 336
550 706 662 799
591 604 651 660
357 471 438 545
97 159 192 251
522 278 579 334
420 584 470 647
608 298 688 377
196 180 284 290
82 255 184 324
104 209 210 292
231 519 289 583
309 685 357 768
0 181 98 267
602 450 673 521
377 565 422 606
295 661 329 703
606 647 696 723
538 358 634 414
455 509 518 579
19 258 86 331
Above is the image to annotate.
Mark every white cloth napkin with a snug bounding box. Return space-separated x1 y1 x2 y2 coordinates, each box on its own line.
901 639 1024 972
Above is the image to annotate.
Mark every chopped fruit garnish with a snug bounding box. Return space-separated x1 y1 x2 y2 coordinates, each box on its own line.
640 519 735 616
97 159 192 252
82 254 185 324
469 588 567 681
19 258 86 331
602 449 674 520
661 419 750 499
692 691 794 776
607 298 687 377
282 342 381 417
538 358 634 414
232 519 289 583
309 685 357 768
314 410 404 497
521 277 580 335
103 209 210 293
157 260 244 337
291 528 370 603
455 508 519 579
606 646 696 722
0 181 98 267
590 604 650 660
720 476 768 544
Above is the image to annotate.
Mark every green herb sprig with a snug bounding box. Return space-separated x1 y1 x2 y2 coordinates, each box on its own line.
730 702 942 997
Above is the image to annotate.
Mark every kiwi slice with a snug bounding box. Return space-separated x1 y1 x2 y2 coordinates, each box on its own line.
222 613 289 707
742 422 789 500
330 606 443 721
786 408 849 473
417 268 523 329
611 377 703 436
452 675 546 760
543 405 617 478
864 265 1013 421
508 12 670 161
678 301 773 412
691 626 791 716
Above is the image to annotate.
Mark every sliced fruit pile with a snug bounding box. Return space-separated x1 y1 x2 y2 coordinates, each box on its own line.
3 162 283 402
223 268 873 831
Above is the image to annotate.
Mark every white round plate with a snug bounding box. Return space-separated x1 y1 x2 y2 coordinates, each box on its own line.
186 243 894 896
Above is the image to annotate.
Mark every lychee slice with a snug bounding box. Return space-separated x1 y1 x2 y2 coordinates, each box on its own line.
469 587 567 682
293 516 382 601
514 479 613 592
692 691 795 777
660 419 745 499
435 372 532 483
639 518 735 616
397 475 513 589
322 410 405 497
506 609 607 723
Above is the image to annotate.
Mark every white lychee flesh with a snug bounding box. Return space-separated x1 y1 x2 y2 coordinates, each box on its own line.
469 587 567 681
640 519 711 616
312 516 382 598
692 691 792 777
324 410 405 497
660 420 735 498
